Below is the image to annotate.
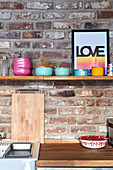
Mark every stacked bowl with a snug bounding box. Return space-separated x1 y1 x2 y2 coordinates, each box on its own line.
13 57 31 76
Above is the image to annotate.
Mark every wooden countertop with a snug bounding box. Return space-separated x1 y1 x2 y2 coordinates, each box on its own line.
36 143 113 167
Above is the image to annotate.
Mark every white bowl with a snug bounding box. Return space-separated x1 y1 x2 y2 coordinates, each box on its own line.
79 136 108 149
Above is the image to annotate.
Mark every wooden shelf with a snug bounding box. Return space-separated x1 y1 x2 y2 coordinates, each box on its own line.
0 76 113 81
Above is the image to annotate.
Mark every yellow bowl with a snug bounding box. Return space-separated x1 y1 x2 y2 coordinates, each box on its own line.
92 67 104 76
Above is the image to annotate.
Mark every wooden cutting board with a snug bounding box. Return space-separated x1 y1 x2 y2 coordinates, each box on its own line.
11 94 44 143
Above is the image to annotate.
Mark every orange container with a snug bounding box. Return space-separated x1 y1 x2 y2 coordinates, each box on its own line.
92 67 104 76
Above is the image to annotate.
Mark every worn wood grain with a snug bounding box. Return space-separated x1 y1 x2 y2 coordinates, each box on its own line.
11 94 44 143
36 143 113 167
0 76 113 81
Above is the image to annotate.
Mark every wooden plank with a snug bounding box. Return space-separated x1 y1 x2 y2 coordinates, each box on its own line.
43 76 113 81
32 141 40 159
36 160 113 167
0 76 113 81
11 94 44 143
36 143 113 167
0 76 44 81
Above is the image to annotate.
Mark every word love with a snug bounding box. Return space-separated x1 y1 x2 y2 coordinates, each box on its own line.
76 46 105 57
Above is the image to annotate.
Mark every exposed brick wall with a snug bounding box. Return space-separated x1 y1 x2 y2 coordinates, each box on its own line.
0 0 113 139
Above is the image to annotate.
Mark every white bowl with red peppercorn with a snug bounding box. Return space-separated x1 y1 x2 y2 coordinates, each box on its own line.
79 136 108 149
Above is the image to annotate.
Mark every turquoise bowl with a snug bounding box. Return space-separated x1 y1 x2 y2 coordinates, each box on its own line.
74 69 88 76
55 67 70 76
35 67 53 76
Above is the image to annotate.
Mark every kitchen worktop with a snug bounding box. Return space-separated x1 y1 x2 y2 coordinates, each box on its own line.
36 143 113 167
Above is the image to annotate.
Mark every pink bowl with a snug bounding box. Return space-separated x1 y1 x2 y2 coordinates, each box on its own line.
13 67 31 76
14 62 31 68
13 57 31 68
13 57 30 63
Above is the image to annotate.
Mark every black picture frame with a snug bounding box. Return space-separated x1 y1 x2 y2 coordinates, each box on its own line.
72 29 109 76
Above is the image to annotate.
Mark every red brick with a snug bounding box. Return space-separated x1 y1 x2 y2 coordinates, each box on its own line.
96 99 113 106
0 32 20 39
98 11 113 19
69 12 95 19
33 41 53 49
71 126 97 133
68 99 94 106
15 41 30 48
56 81 83 89
0 2 24 9
0 99 11 106
14 12 40 20
59 62 72 68
45 127 69 133
58 108 86 115
49 90 75 97
24 51 40 59
1 108 11 115
76 89 103 97
53 22 79 29
0 51 21 59
105 90 113 97
43 51 69 59
46 31 65 40
50 117 76 124
57 42 71 49
36 22 51 29
84 21 111 29
43 12 65 19
87 107 113 115
77 116 105 124
0 90 15 96
45 98 67 106
0 125 11 133
6 22 34 30
0 116 11 123
23 31 42 39
84 80 112 88
55 2 83 9
26 2 53 10
45 108 57 114
85 1 112 9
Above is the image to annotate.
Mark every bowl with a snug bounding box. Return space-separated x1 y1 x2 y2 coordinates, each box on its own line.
79 136 108 149
92 67 104 76
55 67 70 76
74 69 88 76
13 62 31 69
35 67 53 76
13 67 31 76
13 58 31 69
13 57 31 63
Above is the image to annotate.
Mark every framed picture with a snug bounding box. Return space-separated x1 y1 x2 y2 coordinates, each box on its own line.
72 29 109 75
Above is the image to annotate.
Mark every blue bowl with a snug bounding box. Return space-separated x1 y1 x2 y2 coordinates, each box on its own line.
35 67 53 76
74 69 88 76
55 67 70 76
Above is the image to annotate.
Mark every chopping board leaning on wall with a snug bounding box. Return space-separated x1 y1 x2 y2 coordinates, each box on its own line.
11 93 44 143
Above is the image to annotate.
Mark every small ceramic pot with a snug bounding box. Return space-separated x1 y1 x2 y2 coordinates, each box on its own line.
74 69 88 76
92 67 104 76
35 67 53 76
13 57 31 69
13 67 31 76
55 67 70 76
